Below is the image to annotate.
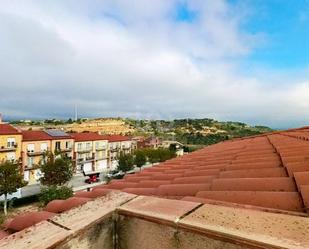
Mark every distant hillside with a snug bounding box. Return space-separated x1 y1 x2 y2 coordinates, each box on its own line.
11 117 273 146
125 118 273 146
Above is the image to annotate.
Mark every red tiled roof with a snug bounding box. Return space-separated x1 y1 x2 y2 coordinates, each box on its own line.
0 124 21 135
3 126 309 241
99 135 131 142
22 130 51 141
69 132 108 142
98 126 309 214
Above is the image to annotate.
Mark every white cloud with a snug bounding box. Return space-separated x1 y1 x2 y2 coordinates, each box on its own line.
0 0 308 128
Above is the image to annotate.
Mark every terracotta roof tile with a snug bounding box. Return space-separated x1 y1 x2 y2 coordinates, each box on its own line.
0 124 20 135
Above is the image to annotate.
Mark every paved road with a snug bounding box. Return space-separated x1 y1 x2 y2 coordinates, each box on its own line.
21 163 156 198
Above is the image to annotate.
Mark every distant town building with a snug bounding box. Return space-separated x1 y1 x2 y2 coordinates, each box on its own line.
161 140 184 156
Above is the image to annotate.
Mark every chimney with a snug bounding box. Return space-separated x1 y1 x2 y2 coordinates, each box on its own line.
0 113 2 124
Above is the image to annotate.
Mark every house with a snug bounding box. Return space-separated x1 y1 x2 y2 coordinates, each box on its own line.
21 130 51 184
100 135 133 169
0 123 22 163
44 130 74 159
161 140 184 156
69 132 108 173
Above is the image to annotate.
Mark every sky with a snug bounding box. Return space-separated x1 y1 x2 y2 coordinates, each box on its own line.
0 0 309 129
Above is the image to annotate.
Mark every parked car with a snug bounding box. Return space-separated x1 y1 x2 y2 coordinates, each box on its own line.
0 189 22 202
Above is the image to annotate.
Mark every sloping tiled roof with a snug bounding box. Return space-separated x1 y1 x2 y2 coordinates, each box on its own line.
98 127 309 214
0 124 21 135
22 130 51 141
69 132 108 142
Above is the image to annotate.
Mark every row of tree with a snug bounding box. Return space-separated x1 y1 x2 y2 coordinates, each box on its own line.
117 147 176 173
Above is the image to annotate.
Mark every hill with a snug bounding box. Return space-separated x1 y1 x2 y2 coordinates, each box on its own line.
11 117 273 146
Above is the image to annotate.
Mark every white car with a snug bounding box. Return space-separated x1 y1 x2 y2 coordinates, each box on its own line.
0 189 22 202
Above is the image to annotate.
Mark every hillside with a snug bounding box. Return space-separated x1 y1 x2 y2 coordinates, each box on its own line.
12 117 273 146
125 118 273 146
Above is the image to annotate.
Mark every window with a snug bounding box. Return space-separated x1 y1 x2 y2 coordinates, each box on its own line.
86 142 91 150
66 141 72 149
7 152 15 161
77 143 82 151
27 144 35 153
55 141 61 151
40 143 48 152
7 138 16 148
27 157 33 167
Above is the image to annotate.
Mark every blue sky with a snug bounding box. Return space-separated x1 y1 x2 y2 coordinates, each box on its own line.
0 0 309 128
243 0 309 69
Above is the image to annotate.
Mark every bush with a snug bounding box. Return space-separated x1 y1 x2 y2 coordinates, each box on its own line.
39 186 73 206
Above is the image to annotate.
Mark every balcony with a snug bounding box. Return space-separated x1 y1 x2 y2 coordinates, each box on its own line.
27 151 45 157
77 147 93 153
110 147 119 152
76 157 95 164
0 144 17 152
95 146 106 151
55 147 72 153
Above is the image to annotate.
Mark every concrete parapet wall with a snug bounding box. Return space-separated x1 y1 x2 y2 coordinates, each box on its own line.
0 192 308 249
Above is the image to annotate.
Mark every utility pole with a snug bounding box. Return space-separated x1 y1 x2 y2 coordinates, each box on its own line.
74 104 78 121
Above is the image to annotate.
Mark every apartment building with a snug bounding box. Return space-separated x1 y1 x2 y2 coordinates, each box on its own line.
21 130 51 184
0 123 22 163
70 133 108 173
45 130 74 158
100 135 133 169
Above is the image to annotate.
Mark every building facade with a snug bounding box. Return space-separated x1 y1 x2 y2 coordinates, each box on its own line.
70 133 108 174
101 135 133 169
21 131 51 184
0 123 22 163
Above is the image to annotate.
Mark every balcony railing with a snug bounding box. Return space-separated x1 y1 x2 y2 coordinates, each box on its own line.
76 157 95 164
77 147 93 153
27 151 45 156
55 147 72 153
95 146 106 151
0 144 17 152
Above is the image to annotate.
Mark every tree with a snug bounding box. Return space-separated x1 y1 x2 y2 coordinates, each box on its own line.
39 153 74 206
117 152 134 173
134 150 146 171
0 161 27 215
40 152 74 186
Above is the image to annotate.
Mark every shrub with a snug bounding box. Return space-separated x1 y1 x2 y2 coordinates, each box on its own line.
39 186 73 206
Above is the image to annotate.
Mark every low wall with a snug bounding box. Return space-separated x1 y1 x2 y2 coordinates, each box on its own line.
0 192 308 249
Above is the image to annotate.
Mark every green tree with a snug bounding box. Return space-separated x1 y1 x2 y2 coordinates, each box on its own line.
39 153 74 206
134 150 146 171
0 161 27 215
40 152 74 186
117 152 134 173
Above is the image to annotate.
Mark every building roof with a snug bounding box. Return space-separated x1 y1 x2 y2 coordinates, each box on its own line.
2 126 309 244
22 130 52 141
44 130 72 140
100 126 309 214
100 135 131 142
0 123 21 135
69 132 108 142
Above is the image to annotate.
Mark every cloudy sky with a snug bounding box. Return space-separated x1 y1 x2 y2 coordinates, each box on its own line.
1 0 309 128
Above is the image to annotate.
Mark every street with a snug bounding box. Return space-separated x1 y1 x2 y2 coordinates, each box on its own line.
20 163 157 198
